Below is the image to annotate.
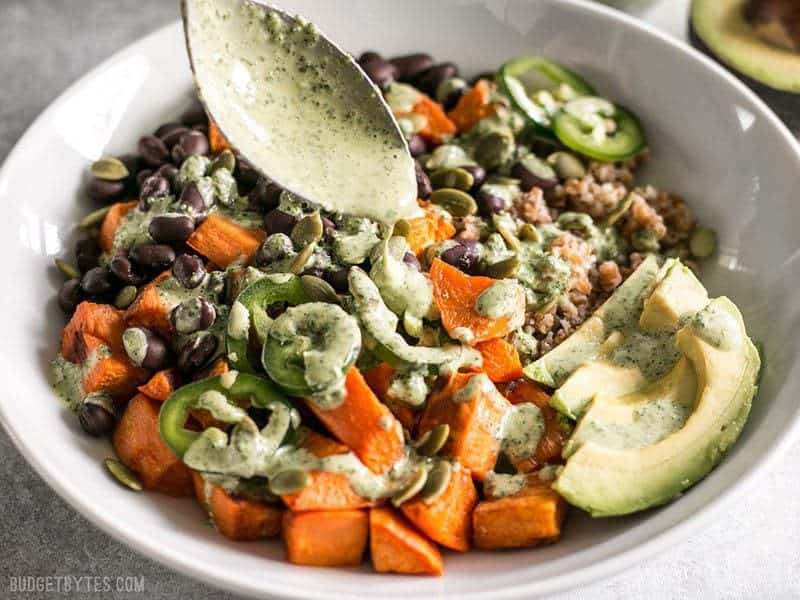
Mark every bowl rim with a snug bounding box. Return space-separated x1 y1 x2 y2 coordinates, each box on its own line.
1 0 799 598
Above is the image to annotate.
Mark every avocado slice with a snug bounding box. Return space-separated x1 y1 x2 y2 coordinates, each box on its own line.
524 254 661 389
639 260 709 333
554 297 760 517
691 0 800 93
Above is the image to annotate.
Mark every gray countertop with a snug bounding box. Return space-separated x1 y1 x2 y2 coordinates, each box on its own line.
1 1 798 599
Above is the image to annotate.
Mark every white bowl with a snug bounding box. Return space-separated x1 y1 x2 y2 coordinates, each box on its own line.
1 1 799 598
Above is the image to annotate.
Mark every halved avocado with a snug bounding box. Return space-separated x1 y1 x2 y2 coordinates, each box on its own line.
554 297 760 516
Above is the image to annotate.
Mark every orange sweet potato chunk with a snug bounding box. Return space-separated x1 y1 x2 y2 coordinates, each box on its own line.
410 96 457 144
406 204 455 258
84 354 148 398
99 201 137 253
473 476 567 549
137 369 181 402
418 372 511 479
370 507 444 576
283 510 369 567
430 258 516 345
62 301 127 360
187 214 265 268
113 394 193 496
447 80 496 133
191 472 282 541
307 367 404 475
476 338 524 383
401 465 477 552
208 118 230 153
363 362 417 431
124 271 173 334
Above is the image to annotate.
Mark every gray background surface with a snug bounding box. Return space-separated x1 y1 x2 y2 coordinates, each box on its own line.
0 1 798 599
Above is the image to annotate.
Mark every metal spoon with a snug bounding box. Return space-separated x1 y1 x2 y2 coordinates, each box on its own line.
181 0 418 223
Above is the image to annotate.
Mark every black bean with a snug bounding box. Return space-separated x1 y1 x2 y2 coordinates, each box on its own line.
390 53 434 82
358 51 382 64
179 131 210 157
325 267 350 293
154 122 184 138
138 135 170 168
263 209 298 236
149 214 195 245
511 158 558 191
178 333 218 372
322 216 336 237
358 55 397 89
139 175 170 204
170 297 216 335
235 156 261 188
462 165 487 190
80 266 114 296
125 327 171 370
477 190 506 215
415 161 432 199
78 403 115 437
156 163 179 188
87 177 125 203
415 62 459 97
171 144 187 165
130 244 176 270
58 279 82 314
178 181 210 216
136 169 153 188
160 126 191 148
408 135 427 158
248 178 282 211
118 154 141 178
402 251 421 271
180 101 207 127
75 237 101 273
109 255 145 286
440 241 480 273
443 88 465 112
172 254 206 289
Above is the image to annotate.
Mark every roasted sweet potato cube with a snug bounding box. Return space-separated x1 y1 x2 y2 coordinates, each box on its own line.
370 507 444 576
99 201 137 253
282 510 368 567
418 372 511 479
363 362 418 431
113 394 193 496
62 301 127 360
124 271 173 334
83 353 148 398
187 214 265 268
473 476 567 550
401 465 477 552
137 369 181 402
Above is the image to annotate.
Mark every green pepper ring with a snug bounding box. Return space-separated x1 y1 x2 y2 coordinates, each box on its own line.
158 373 293 458
225 275 310 374
552 106 646 162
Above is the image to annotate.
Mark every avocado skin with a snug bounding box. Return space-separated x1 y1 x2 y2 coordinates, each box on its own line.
689 21 800 136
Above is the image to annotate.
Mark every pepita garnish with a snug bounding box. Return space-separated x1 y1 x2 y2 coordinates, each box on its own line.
79 206 111 230
519 223 540 242
689 226 717 259
90 157 130 181
604 193 634 226
547 151 586 180
300 275 340 305
289 243 317 274
269 469 311 496
54 258 80 280
392 219 411 238
114 285 138 309
485 254 521 279
209 149 236 174
419 460 452 504
104 458 143 492
391 467 428 506
474 131 515 170
430 167 475 192
415 424 450 457
429 188 477 217
492 214 521 251
291 212 324 247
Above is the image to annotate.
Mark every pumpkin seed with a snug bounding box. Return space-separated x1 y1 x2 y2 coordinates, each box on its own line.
604 193 634 226
209 149 236 174
519 223 540 242
547 151 586 180
114 285 138 309
79 206 111 230
419 460 452 503
403 311 423 338
90 157 129 181
485 254 521 279
104 458 142 492
300 275 340 305
54 258 80 280
392 219 410 238
429 188 477 217
269 469 311 496
391 467 428 506
474 131 515 170
291 212 324 247
289 243 316 274
415 424 450 457
430 167 474 192
492 214 521 252
689 226 717 259
632 228 660 253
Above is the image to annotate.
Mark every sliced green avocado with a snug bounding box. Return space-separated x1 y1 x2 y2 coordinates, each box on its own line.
554 297 761 517
692 0 800 93
639 260 709 333
524 254 661 388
